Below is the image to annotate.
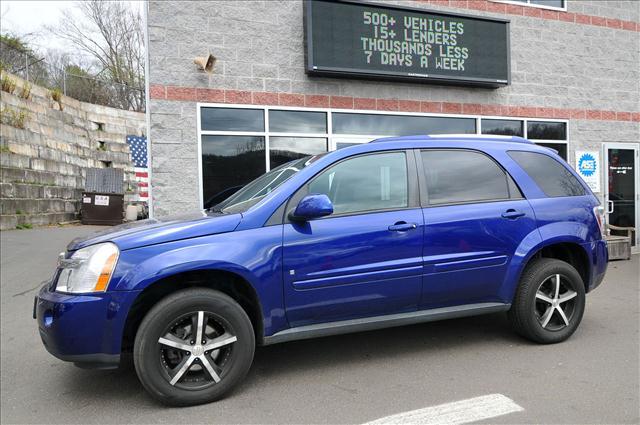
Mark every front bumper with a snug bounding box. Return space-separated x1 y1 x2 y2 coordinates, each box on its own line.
34 283 139 369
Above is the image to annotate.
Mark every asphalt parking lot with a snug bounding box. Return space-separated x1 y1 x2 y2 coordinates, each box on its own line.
1 225 638 424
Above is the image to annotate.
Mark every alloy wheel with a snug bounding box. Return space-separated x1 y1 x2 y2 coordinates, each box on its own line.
157 311 238 389
534 274 578 331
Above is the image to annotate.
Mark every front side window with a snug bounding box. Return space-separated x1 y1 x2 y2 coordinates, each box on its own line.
308 152 408 215
422 150 513 205
509 151 585 197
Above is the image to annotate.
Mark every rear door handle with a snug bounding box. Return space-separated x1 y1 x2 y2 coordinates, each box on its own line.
501 209 525 219
388 222 417 231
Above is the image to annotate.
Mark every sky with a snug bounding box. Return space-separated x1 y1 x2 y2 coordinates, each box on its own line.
0 1 144 52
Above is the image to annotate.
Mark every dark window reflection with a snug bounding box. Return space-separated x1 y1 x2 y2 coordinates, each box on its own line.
201 135 265 204
481 119 524 136
527 121 567 140
536 142 567 161
269 110 327 133
608 148 636 233
269 137 327 169
509 151 585 197
422 150 510 205
201 108 264 131
333 113 475 136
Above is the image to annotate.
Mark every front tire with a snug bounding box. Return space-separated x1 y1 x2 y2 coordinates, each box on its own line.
508 258 586 344
133 288 255 406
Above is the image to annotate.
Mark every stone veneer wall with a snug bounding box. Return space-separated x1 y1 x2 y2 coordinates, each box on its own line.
0 72 146 230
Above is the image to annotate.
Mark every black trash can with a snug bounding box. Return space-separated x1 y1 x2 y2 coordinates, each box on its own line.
81 168 125 225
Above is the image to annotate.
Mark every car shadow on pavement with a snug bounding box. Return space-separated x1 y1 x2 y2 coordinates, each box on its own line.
250 312 522 378
54 312 523 406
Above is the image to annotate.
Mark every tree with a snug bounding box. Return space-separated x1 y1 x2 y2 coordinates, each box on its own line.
0 33 48 86
47 1 145 112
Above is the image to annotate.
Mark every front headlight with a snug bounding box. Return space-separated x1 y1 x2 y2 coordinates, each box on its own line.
56 243 119 293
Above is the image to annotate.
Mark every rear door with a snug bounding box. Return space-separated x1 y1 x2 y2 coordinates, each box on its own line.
418 149 538 309
282 150 424 327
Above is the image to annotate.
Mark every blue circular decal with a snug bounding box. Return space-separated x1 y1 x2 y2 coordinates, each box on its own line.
578 153 597 177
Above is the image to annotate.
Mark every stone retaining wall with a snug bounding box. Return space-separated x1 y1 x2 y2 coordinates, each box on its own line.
0 72 146 230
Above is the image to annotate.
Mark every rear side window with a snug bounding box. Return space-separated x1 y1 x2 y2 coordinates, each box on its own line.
508 151 585 197
421 150 515 205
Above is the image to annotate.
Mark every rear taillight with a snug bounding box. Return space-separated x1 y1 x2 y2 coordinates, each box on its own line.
593 206 605 236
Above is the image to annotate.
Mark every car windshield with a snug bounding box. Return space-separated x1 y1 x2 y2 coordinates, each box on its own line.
211 156 319 214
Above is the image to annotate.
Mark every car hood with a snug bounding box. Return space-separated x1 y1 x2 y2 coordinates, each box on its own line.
67 211 242 251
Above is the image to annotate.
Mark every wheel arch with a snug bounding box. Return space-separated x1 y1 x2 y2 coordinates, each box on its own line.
121 268 265 353
506 239 591 302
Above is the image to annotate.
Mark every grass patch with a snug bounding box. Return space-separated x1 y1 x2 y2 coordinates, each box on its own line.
16 223 33 230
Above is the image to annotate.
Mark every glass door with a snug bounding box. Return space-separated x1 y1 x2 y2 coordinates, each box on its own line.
604 143 639 252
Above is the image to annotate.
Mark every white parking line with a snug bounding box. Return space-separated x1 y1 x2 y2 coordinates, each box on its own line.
363 393 524 425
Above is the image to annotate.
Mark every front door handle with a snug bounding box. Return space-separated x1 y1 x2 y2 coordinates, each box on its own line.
501 209 525 220
388 222 417 231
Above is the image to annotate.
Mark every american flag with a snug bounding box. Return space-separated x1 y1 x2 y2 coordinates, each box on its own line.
126 135 149 202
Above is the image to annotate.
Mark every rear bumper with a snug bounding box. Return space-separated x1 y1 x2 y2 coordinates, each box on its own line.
34 283 138 369
584 239 608 292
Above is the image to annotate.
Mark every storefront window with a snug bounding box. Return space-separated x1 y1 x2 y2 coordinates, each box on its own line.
201 107 264 132
491 0 565 10
269 110 327 133
481 119 524 137
269 137 328 169
198 105 569 208
527 121 567 140
333 113 476 136
201 135 265 207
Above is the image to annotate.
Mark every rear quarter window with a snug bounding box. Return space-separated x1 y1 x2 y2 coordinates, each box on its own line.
508 151 586 197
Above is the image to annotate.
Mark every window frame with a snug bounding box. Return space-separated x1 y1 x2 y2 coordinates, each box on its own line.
196 103 568 210
417 148 524 207
489 0 567 12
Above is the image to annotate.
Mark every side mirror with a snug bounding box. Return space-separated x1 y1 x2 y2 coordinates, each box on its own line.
289 194 333 221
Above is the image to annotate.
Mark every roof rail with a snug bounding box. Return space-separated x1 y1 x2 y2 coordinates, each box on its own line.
369 134 533 144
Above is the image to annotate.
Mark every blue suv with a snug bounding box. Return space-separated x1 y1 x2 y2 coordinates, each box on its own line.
34 135 608 406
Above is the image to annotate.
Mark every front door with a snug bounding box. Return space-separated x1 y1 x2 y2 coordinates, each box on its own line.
604 143 640 252
282 151 424 327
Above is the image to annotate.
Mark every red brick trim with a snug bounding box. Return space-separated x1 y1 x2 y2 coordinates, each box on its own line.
417 0 639 32
150 85 640 122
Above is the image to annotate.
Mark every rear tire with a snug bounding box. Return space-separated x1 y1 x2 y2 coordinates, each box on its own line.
508 258 585 344
133 288 255 406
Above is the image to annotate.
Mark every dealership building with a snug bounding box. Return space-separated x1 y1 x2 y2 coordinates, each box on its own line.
146 0 639 246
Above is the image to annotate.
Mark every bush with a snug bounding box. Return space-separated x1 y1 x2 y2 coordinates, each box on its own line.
1 74 17 94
